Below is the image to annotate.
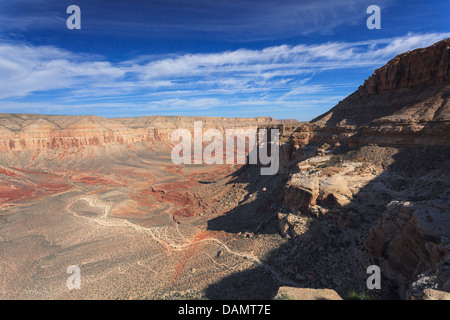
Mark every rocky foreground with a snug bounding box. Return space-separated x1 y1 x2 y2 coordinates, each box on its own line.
0 39 449 300
268 38 450 299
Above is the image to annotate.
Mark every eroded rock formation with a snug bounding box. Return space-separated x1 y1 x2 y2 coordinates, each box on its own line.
277 38 450 299
0 114 287 152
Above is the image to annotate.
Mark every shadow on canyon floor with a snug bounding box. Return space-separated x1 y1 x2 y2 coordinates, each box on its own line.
207 164 288 235
204 145 450 300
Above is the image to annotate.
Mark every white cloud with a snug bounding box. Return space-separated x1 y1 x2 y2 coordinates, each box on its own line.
0 0 391 41
0 43 128 98
0 32 449 117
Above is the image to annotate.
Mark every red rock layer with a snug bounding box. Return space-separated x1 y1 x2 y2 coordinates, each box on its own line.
0 115 293 153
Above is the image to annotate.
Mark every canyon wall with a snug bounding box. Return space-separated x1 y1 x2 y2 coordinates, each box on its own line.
278 38 450 298
0 114 290 153
312 38 450 127
281 38 450 150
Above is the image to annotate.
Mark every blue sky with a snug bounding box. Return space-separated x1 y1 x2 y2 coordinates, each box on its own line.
0 0 449 120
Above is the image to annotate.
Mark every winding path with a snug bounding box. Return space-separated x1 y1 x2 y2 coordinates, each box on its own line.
65 194 298 288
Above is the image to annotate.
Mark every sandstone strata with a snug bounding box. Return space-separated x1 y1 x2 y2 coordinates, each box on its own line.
0 114 290 153
276 39 450 150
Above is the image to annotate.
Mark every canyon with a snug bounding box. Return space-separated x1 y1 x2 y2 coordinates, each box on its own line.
0 38 449 300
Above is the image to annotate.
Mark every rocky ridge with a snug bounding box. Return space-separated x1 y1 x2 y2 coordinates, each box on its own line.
274 38 450 299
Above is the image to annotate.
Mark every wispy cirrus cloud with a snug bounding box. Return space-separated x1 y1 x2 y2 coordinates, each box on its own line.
0 0 391 41
0 32 449 119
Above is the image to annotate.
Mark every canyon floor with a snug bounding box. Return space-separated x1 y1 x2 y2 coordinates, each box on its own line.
2 141 446 300
0 141 294 299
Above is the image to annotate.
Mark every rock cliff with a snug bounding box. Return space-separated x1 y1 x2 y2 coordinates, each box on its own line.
312 38 449 127
0 114 288 153
278 38 450 299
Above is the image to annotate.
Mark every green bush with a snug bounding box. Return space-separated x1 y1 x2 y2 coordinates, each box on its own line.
346 290 372 300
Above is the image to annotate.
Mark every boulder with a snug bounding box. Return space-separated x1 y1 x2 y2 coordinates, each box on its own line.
284 173 319 215
422 289 450 300
276 286 343 300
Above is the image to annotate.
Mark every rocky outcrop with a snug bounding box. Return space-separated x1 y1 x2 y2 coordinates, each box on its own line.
362 39 450 95
274 38 450 153
423 289 450 300
283 159 372 219
284 172 319 215
312 38 449 127
278 38 450 299
276 286 343 300
365 200 450 295
280 146 450 298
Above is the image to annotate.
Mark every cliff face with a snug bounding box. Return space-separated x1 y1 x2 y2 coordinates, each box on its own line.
279 38 450 298
362 39 449 95
0 114 288 153
276 38 450 152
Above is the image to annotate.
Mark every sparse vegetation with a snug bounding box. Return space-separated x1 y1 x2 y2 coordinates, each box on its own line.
346 290 372 300
275 293 294 300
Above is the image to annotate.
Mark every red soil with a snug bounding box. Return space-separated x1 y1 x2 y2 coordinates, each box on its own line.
39 182 71 192
192 230 212 243
73 175 118 186
0 166 72 208
169 230 228 286
10 167 46 175
0 181 70 208
163 165 184 175
170 241 201 286
0 167 19 177
0 187 35 204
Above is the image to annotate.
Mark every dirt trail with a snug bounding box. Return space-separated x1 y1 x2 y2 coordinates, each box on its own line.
66 194 298 288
